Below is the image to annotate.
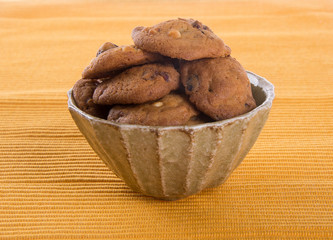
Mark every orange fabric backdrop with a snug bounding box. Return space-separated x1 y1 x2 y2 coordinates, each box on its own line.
1 0 332 239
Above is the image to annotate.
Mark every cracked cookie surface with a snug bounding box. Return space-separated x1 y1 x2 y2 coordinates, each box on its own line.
131 18 231 60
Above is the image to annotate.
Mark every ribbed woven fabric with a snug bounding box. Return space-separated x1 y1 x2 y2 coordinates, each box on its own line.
1 0 332 239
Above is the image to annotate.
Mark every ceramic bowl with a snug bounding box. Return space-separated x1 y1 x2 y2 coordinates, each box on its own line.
68 71 274 200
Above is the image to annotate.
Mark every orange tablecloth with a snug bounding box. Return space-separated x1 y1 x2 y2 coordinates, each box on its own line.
1 0 332 239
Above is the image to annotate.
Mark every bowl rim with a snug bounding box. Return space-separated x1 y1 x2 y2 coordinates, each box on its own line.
68 71 275 130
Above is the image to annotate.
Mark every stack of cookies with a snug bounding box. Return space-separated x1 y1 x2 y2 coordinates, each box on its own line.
73 18 257 126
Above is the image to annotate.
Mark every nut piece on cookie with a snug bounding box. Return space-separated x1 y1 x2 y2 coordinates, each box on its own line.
167 29 182 39
107 93 199 126
93 63 180 105
131 18 231 60
180 56 257 120
82 45 165 79
72 78 109 118
96 42 118 57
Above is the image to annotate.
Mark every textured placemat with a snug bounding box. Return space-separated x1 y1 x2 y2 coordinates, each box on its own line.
1 0 332 239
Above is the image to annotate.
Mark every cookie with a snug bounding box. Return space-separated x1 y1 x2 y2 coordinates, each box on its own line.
93 63 180 105
131 18 231 60
107 93 199 126
96 42 118 56
180 56 257 120
82 45 164 79
72 78 109 118
185 114 213 125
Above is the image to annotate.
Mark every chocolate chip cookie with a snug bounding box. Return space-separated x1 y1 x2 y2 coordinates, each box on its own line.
72 78 109 118
93 63 180 105
82 45 164 79
107 93 199 126
180 56 257 120
131 18 231 60
185 114 213 125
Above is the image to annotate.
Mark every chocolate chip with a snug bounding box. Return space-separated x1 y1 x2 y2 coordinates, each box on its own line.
96 42 118 57
159 72 169 82
208 81 213 92
186 74 199 92
116 111 125 119
245 103 250 108
192 20 202 29
142 70 155 80
202 25 212 32
96 50 103 57
192 21 210 34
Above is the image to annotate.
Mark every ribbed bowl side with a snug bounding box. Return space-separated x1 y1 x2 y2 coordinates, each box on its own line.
155 129 193 199
229 106 271 174
184 127 222 197
200 119 247 189
91 120 143 192
119 128 165 198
